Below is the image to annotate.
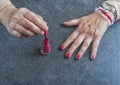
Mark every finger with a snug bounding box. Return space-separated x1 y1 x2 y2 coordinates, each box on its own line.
60 29 79 50
24 11 48 31
11 30 21 38
19 17 44 35
91 36 101 60
76 37 92 60
63 18 80 26
37 15 47 25
14 24 35 36
38 15 43 20
65 34 85 58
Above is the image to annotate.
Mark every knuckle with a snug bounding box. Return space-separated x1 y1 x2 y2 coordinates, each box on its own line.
19 8 28 11
73 40 79 46
26 31 34 36
29 25 35 29
19 8 29 14
35 28 41 33
89 31 94 36
69 36 75 41
80 48 85 54
29 33 35 36
24 20 29 25
95 31 101 37
81 16 87 20
8 22 14 28
82 22 86 26
11 14 20 22
83 42 89 48
19 28 24 33
12 14 19 20
16 34 21 38
76 28 81 33
12 32 21 38
93 43 98 48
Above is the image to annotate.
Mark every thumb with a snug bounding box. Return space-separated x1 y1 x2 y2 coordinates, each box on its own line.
63 18 80 26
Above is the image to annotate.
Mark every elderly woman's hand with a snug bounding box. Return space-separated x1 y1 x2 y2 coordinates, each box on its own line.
0 6 48 38
60 12 109 60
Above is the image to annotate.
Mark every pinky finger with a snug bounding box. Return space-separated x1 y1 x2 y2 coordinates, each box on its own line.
91 37 101 60
11 30 22 38
11 30 27 38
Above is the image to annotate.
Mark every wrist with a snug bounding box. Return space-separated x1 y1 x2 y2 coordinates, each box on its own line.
95 7 114 26
94 12 109 25
101 2 117 21
0 5 17 26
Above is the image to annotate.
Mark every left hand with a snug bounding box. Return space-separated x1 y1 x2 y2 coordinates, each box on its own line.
60 12 109 60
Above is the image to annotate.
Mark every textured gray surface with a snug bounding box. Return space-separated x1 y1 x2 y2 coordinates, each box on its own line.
0 0 120 85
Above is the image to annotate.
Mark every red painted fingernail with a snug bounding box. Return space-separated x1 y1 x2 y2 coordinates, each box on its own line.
91 55 95 60
65 53 71 58
76 55 81 60
44 30 48 35
60 45 64 50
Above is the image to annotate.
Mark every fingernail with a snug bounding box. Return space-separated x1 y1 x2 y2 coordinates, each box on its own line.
44 21 47 25
76 55 81 60
38 16 43 20
43 21 47 26
91 55 95 60
46 26 49 30
63 22 66 24
41 31 44 35
60 45 64 50
65 52 71 58
38 16 47 25
44 30 48 35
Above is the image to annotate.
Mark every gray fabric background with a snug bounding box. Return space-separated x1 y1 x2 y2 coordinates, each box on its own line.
0 0 120 85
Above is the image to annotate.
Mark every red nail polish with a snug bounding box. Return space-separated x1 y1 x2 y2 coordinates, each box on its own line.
60 45 64 50
65 53 71 58
76 55 81 60
91 56 95 60
41 30 51 55
41 38 51 55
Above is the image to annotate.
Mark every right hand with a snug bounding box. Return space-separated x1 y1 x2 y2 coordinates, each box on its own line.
0 5 48 38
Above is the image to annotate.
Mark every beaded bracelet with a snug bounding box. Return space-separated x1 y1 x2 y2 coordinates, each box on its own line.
95 7 115 26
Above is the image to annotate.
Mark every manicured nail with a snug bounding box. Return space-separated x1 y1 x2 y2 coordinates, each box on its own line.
91 55 95 60
65 52 71 58
76 55 81 60
44 30 48 35
60 45 64 50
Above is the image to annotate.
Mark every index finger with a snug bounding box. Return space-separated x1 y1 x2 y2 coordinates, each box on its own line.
24 11 48 31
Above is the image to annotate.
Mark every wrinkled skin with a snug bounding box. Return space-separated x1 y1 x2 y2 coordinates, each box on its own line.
61 12 109 60
1 6 109 60
0 6 48 38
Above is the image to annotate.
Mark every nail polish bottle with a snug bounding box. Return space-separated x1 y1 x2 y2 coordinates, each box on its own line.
41 38 51 55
